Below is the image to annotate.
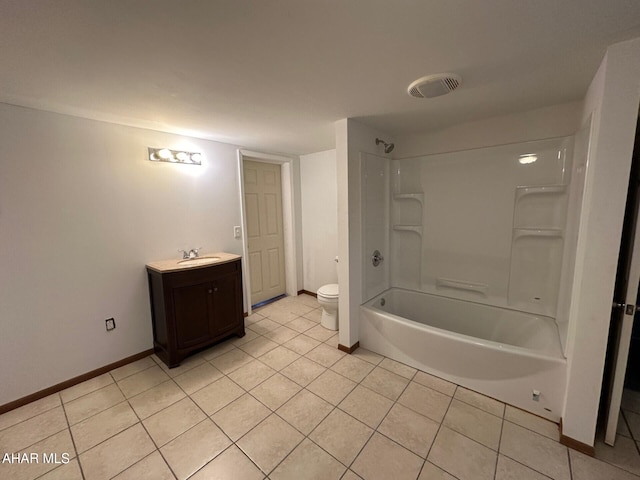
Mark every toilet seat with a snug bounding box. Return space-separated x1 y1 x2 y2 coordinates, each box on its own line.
318 283 339 298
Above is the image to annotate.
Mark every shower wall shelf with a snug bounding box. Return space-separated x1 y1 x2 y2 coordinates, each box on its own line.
515 184 567 200
393 193 424 205
392 225 423 235
513 228 564 240
436 277 489 295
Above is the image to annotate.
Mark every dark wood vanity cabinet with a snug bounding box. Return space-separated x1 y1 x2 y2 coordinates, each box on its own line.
147 258 244 368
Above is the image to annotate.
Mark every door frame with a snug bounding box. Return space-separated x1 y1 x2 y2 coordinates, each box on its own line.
237 149 299 314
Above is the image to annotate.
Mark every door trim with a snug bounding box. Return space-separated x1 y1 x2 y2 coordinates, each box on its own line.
238 149 299 314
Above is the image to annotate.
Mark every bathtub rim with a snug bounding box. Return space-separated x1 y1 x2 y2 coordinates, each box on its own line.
362 287 566 362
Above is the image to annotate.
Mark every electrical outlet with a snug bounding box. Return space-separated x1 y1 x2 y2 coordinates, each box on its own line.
105 318 116 331
234 226 241 238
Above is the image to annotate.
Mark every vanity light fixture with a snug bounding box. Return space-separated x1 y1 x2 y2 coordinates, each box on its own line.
148 147 202 165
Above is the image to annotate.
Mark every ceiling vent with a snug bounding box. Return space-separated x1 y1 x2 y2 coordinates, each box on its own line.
408 73 462 99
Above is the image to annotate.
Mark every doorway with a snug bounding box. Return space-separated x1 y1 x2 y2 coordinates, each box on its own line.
243 159 286 306
237 150 298 313
602 115 640 445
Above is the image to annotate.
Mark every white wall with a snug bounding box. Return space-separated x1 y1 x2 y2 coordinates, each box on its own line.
0 104 244 405
562 37 640 447
336 119 393 349
394 101 582 158
300 149 338 292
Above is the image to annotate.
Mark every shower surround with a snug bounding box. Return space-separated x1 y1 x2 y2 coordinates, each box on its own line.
359 135 586 420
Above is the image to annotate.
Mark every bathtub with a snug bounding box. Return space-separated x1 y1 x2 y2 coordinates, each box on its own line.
360 288 567 421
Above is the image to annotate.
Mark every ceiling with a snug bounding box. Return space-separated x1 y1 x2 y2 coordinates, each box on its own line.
1 1 640 155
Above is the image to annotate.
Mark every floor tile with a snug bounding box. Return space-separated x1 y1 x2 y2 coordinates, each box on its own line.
286 317 317 333
428 426 497 480
342 470 364 480
117 365 170 398
325 333 339 348
110 356 156 381
0 429 76 480
201 341 237 360
505 405 559 441
500 421 570 480
70 401 138 453
594 434 640 476
443 399 502 450
189 445 264 480
377 403 439 458
259 345 301 371
303 308 322 322
250 373 301 410
60 373 114 403
397 382 451 423
330 354 375 383
352 432 424 480
173 362 223 395
64 383 125 425
0 393 61 432
351 348 384 365
418 461 457 480
570 448 639 480
228 359 276 390
413 371 456 396
619 410 632 438
304 324 337 342
307 369 357 405
339 385 393 429
112 451 175 480
212 394 270 441
379 357 417 379
454 386 505 417
39 458 83 480
191 376 244 415
496 454 551 480
624 409 640 440
283 334 321 355
156 354 207 378
142 397 206 447
210 348 254 374
238 336 279 358
305 343 345 368
280 357 326 386
0 406 67 452
79 423 155 480
276 389 334 435
361 367 409 401
237 414 304 474
128 380 186 419
230 329 260 346
249 318 281 335
622 389 640 414
309 408 373 466
265 309 299 325
160 419 231 480
270 438 346 480
264 325 300 345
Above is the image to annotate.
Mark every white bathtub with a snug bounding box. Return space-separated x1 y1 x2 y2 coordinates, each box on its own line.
360 288 567 421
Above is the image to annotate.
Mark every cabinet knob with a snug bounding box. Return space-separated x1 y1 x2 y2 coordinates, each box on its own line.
208 289 213 294
214 287 218 292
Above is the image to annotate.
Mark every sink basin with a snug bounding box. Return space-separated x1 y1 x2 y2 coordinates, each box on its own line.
177 256 221 266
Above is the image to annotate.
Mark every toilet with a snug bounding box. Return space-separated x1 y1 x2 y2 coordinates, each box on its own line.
317 283 339 330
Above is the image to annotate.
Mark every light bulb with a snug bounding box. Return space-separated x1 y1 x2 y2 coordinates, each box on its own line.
158 148 172 160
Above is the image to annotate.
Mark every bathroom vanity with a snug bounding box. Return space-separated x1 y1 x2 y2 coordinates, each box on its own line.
146 253 244 368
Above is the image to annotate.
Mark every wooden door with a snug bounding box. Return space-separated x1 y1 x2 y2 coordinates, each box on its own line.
172 282 212 349
212 272 243 334
243 160 286 305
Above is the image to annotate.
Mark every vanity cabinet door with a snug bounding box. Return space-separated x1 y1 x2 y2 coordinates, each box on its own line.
212 272 243 335
173 282 213 349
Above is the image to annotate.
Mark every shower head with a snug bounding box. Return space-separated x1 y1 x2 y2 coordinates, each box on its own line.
375 138 395 154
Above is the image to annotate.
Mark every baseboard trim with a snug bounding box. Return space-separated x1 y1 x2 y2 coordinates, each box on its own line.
0 348 154 415
298 289 317 298
338 341 360 354
559 419 595 456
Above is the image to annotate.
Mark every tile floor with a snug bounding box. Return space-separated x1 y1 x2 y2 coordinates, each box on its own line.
2 294 640 479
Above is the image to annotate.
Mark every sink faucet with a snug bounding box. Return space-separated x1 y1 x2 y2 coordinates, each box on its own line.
178 248 201 259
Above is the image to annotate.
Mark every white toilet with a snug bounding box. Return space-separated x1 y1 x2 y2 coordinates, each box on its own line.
317 283 339 330
317 257 339 330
